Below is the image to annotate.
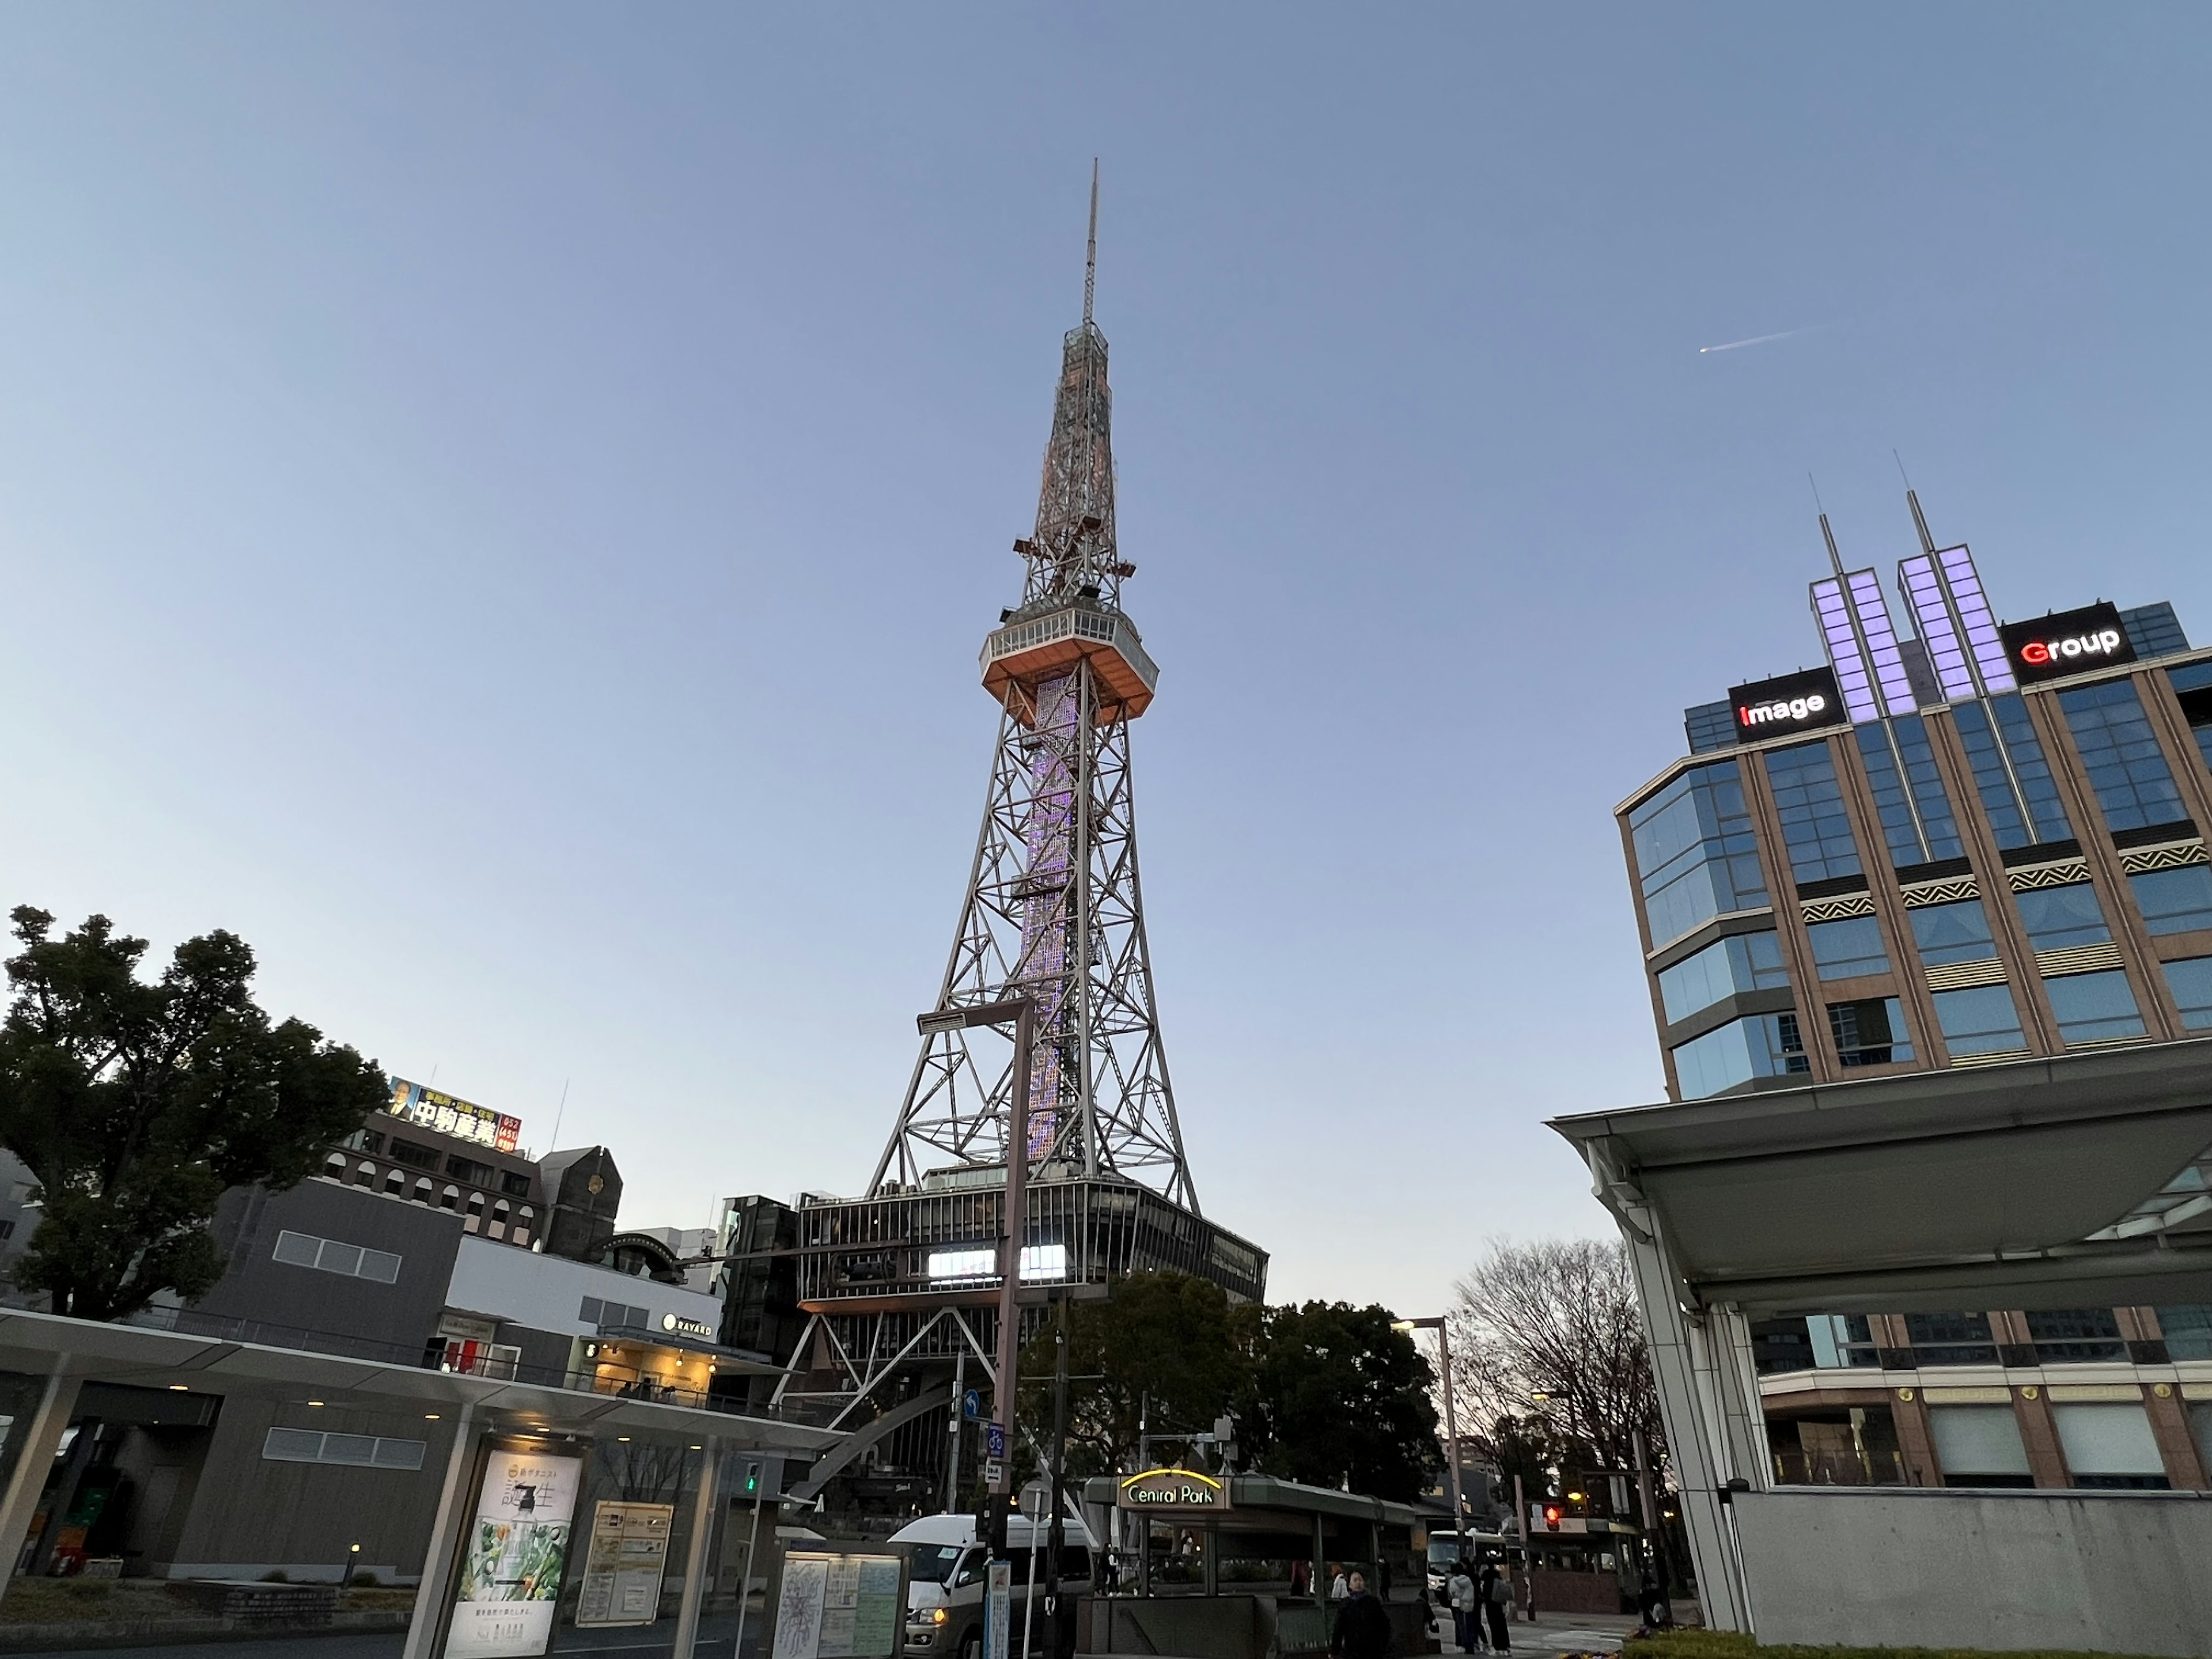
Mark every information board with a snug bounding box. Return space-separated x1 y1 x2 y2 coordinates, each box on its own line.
575 1500 674 1627
770 1548 905 1659
446 1444 583 1657
984 1560 1011 1659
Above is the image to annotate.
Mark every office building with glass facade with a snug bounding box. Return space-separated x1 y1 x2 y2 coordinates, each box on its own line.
1616 529 2212 1492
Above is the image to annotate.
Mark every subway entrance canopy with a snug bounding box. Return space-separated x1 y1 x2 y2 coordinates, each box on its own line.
0 1306 838 1657
1548 1037 2212 1653
1556 1036 2212 1318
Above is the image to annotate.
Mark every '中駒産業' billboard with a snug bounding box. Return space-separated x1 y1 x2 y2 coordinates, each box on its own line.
387 1078 522 1153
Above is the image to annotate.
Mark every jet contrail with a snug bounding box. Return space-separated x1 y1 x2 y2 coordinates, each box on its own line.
1699 327 1811 354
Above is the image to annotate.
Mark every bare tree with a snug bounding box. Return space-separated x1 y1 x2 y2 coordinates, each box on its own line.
1446 1237 1666 1487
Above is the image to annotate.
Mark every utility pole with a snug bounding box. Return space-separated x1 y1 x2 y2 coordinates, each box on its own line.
1047 1297 1070 1659
1513 1473 1529 1621
947 1350 967 1513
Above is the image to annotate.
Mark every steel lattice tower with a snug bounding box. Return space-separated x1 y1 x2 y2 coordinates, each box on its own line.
868 172 1198 1211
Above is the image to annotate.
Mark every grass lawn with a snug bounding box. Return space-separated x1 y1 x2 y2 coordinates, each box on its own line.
1626 1631 2178 1659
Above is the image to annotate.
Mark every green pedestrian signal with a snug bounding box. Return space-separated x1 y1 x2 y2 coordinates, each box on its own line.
744 1461 761 1495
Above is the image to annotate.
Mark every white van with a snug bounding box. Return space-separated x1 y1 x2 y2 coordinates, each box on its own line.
892 1510 1094 1658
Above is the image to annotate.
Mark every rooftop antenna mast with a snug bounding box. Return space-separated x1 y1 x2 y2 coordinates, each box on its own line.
1809 474 1844 577
1083 158 1099 328
1895 450 1937 554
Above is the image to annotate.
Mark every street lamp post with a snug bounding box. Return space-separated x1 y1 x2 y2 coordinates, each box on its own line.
1393 1315 1466 1565
917 998 1035 1511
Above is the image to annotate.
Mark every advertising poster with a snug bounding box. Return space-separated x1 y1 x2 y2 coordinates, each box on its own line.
446 1446 584 1658
575 1501 673 1627
984 1560 1012 1659
771 1550 905 1659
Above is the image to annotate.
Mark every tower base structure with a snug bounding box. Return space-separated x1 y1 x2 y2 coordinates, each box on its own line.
768 1172 1264 1508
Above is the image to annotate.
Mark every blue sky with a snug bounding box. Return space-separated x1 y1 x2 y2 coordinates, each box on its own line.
3 7 2210 1316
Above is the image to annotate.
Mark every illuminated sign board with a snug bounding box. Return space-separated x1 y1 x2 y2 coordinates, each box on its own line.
1116 1467 1231 1513
1728 666 1846 744
386 1078 522 1154
660 1312 714 1339
1998 602 2136 685
923 1243 1069 1284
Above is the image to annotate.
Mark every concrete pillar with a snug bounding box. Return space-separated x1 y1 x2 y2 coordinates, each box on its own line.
1310 1512 1326 1609
1889 1388 1940 1486
400 1402 479 1659
1617 1203 1753 1633
1202 1524 1217 1597
0 1360 80 1613
672 1438 721 1658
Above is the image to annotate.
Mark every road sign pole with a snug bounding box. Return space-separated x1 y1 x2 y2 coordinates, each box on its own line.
992 999 1035 1502
947 1350 967 1512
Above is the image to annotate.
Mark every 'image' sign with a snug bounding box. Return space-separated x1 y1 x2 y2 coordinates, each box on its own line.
1729 666 1846 744
1999 602 2136 685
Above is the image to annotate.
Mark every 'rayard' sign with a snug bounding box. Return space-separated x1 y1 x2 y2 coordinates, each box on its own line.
1116 1467 1231 1513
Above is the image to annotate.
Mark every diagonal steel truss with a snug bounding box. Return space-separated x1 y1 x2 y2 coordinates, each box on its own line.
866 652 1196 1210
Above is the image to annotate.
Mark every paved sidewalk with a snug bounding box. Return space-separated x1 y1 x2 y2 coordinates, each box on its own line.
1435 1607 1641 1656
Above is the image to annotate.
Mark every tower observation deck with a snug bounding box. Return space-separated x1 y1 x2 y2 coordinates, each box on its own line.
772 179 1266 1450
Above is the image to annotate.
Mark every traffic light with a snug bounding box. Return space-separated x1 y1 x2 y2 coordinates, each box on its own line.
976 1492 1010 1556
1543 1503 1563 1533
743 1461 762 1497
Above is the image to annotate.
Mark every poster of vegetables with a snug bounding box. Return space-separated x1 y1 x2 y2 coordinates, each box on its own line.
446 1446 584 1657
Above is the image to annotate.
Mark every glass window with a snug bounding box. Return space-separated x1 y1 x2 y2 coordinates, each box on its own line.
2128 865 2212 935
1657 931 1789 1024
2042 970 2146 1044
2058 679 2188 832
1931 984 2028 1057
2052 1404 2168 1487
1671 1012 1808 1099
2014 882 2113 952
1909 897 1999 965
1904 1312 1997 1366
2168 660 2212 773
1990 694 2077 843
1855 718 1963 867
2026 1308 2127 1361
2163 956 2212 1029
2156 1304 2212 1362
1631 763 1771 948
1764 741 1862 885
1806 915 1889 979
1929 1404 2032 1483
1805 1313 1878 1369
1827 997 1911 1066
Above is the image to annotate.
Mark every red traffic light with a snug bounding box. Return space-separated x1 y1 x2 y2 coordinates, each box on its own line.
1543 1505 1563 1532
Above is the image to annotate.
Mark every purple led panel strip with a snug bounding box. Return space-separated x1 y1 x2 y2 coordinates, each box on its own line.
1811 578 1881 722
1899 554 1976 701
1844 569 1918 715
1938 544 2015 692
1017 671 1078 1162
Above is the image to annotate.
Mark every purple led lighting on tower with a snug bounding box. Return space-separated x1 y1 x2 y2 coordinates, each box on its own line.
1900 554 1977 702
1812 578 1881 722
1937 544 2015 692
1844 569 1918 715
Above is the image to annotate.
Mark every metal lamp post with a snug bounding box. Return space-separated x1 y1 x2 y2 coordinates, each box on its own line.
1394 1316 1467 1565
917 998 1035 1509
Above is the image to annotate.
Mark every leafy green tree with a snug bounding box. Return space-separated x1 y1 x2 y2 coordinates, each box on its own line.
1241 1301 1440 1502
1016 1270 1252 1480
0 907 389 1320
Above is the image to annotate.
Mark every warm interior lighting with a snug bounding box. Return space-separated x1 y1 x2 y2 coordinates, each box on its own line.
168 1385 190 1392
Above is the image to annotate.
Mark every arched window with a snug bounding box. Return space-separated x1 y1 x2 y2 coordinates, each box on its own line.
412 1177 434 1205
440 1184 460 1211
464 1191 486 1233
323 1152 347 1180
355 1160 377 1187
513 1205 533 1247
490 1199 510 1241
384 1167 406 1196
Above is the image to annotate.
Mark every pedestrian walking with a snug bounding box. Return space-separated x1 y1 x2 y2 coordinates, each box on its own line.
1328 1570 1393 1659
1483 1562 1513 1653
1290 1558 1310 1597
1330 1565 1349 1600
1447 1560 1482 1653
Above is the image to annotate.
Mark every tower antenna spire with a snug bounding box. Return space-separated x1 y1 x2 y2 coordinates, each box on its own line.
1083 159 1099 328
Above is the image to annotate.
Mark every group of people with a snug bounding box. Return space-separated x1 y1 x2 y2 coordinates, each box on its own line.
1442 1557 1516 1654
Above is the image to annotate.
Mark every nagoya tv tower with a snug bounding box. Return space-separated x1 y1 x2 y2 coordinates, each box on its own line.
780 173 1266 1437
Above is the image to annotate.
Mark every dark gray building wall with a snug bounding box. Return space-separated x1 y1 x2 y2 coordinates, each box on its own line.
190 1179 465 1364
166 1393 463 1582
